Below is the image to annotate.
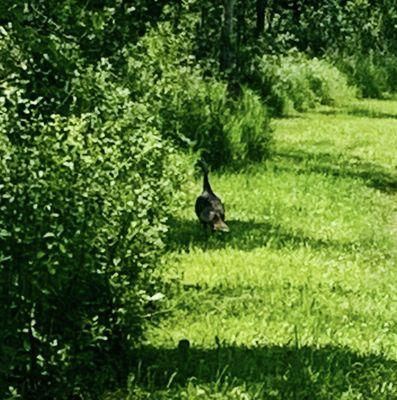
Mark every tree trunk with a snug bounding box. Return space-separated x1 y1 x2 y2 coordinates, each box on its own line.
256 0 266 37
235 0 247 76
220 0 235 75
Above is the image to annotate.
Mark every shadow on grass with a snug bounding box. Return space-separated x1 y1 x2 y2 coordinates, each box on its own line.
131 343 397 398
274 149 397 193
317 107 397 119
165 218 368 253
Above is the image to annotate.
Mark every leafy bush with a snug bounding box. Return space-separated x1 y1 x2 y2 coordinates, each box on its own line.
335 51 397 98
170 80 271 168
258 53 356 115
127 22 272 168
0 60 188 399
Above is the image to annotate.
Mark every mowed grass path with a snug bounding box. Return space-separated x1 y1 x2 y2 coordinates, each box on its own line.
125 100 397 399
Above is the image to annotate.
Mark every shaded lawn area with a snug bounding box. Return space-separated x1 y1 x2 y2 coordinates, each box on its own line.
127 344 397 399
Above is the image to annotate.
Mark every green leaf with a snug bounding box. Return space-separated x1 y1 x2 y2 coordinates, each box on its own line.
43 232 55 238
37 251 45 259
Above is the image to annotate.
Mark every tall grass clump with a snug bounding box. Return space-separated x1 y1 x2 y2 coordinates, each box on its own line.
225 88 271 165
127 22 272 169
0 58 188 399
335 51 397 98
258 53 356 115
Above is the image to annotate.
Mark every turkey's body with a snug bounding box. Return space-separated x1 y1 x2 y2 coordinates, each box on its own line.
195 170 229 232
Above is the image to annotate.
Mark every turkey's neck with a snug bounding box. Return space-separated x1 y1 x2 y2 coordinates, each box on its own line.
203 172 213 194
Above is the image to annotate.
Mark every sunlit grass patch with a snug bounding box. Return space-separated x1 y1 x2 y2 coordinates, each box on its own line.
273 98 397 174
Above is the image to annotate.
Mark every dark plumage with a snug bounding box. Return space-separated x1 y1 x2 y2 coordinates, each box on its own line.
195 166 229 232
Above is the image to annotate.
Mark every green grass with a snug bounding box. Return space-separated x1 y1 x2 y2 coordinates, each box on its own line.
107 99 397 399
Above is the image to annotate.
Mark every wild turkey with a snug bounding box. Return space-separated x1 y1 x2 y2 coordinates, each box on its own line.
195 164 229 232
